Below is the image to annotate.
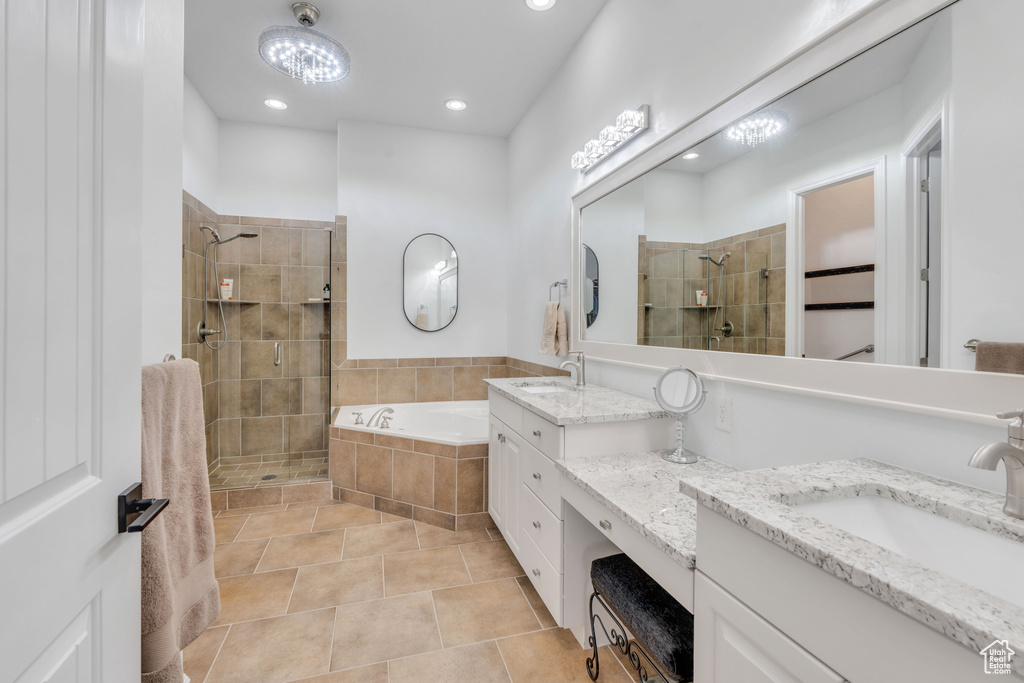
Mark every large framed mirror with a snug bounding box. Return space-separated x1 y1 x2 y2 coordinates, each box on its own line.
571 0 1024 421
403 233 458 332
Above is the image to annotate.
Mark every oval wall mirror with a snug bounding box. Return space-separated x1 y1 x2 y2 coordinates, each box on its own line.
403 234 458 332
654 366 706 464
583 244 599 327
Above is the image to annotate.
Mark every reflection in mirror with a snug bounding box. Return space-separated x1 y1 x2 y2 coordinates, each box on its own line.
403 234 457 331
580 1 1020 371
582 244 599 327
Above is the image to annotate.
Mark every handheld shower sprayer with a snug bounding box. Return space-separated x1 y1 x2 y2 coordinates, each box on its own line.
198 225 260 349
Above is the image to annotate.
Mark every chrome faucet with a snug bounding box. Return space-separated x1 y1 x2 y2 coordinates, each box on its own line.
969 410 1024 519
366 407 394 428
559 351 586 387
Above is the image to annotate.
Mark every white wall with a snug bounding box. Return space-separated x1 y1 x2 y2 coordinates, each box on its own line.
182 78 219 205
141 0 184 365
338 120 508 359
506 0 1017 490
642 170 704 242
218 122 337 222
581 177 643 344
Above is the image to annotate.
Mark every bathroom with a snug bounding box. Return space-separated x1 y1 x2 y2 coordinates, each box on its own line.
4 0 1024 681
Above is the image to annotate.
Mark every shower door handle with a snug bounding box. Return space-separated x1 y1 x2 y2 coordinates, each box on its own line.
274 342 281 366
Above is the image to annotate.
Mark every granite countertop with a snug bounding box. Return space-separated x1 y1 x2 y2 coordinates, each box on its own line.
484 377 671 426
680 458 1024 673
555 450 736 569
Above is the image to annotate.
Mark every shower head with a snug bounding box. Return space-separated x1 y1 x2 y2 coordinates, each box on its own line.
202 228 258 245
699 251 731 267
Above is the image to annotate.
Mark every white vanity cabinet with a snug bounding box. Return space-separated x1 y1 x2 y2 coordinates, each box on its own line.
694 504 1009 682
487 391 566 623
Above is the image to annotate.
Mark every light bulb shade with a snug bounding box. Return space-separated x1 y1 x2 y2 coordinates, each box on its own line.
722 111 788 147
598 125 626 148
616 108 646 133
571 151 589 170
258 26 350 84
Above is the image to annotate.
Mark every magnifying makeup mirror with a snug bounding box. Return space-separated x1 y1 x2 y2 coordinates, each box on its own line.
654 366 706 464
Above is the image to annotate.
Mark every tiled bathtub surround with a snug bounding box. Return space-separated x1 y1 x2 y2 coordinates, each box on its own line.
328 357 567 528
182 191 333 490
638 224 786 354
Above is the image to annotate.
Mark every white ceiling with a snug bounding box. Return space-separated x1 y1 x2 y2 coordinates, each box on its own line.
184 0 610 137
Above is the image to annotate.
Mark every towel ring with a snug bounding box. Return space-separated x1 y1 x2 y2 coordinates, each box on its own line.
163 353 177 362
549 279 568 303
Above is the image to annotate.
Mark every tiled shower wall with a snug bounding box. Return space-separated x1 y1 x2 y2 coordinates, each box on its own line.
638 224 787 354
181 191 332 483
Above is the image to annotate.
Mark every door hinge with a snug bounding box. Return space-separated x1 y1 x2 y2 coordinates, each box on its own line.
920 268 930 282
920 178 930 193
920 357 929 367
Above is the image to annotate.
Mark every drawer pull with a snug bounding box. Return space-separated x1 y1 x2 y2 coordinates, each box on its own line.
599 519 612 531
532 472 542 480
533 520 542 529
532 568 541 577
533 430 542 437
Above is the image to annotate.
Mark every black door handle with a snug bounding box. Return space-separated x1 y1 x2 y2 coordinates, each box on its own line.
118 482 170 533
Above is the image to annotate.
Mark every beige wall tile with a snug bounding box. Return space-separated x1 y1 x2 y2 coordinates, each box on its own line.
238 264 282 302
336 369 378 406
412 506 456 531
240 416 283 456
456 458 485 514
375 496 413 519
456 512 496 531
398 358 435 367
393 450 433 508
303 377 330 414
329 440 356 489
241 341 282 379
453 366 489 401
457 443 488 459
286 414 324 452
434 457 456 514
378 368 416 403
416 367 453 402
261 378 301 416
374 433 415 451
415 439 456 458
227 486 283 509
281 480 332 503
356 443 393 498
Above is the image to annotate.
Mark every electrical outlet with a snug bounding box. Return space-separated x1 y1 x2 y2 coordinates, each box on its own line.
715 396 733 432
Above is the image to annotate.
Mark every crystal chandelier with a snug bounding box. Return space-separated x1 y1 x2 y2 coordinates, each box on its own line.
258 3 350 85
571 106 650 172
722 111 788 147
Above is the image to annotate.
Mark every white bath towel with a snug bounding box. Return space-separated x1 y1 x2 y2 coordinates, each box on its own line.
539 302 569 356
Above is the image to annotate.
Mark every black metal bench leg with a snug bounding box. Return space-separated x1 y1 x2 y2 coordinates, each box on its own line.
586 589 673 683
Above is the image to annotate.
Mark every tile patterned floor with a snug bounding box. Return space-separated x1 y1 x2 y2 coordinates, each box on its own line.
186 500 641 683
209 457 329 490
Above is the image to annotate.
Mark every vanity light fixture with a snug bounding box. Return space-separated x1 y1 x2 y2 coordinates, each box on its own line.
525 0 556 10
722 110 787 147
264 98 288 110
258 3 350 85
571 105 650 173
445 99 467 111
682 152 700 160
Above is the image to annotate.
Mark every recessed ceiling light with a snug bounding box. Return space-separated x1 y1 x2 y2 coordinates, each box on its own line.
445 99 467 111
525 0 556 10
264 98 288 110
682 152 700 160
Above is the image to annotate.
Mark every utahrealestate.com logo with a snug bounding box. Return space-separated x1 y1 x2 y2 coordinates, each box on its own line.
980 640 1015 675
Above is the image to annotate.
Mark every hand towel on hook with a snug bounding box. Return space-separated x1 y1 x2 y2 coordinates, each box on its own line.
539 301 569 356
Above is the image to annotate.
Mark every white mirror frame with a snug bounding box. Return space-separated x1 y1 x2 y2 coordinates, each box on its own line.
571 0 1021 429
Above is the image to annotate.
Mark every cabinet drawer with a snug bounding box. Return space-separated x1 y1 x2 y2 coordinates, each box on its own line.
521 484 561 570
519 532 561 623
521 440 561 515
488 391 523 435
562 478 625 547
522 410 563 460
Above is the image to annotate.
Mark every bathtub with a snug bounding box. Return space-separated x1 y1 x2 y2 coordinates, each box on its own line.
333 400 489 446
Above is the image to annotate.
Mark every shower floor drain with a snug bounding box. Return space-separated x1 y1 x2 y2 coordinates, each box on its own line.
261 474 277 481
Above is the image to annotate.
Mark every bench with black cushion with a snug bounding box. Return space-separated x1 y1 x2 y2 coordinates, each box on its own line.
588 553 694 682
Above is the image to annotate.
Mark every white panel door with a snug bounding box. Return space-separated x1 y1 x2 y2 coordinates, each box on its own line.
0 0 146 681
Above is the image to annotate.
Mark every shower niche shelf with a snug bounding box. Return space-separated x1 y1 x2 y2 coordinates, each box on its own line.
208 300 330 305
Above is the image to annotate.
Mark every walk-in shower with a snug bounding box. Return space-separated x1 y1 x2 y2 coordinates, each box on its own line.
700 251 732 349
182 198 334 492
198 225 259 350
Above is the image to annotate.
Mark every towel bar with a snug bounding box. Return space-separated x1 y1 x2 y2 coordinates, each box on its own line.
549 279 568 303
965 339 980 352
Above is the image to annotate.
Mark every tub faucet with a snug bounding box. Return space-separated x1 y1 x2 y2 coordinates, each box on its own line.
367 407 394 428
969 409 1024 519
559 351 586 387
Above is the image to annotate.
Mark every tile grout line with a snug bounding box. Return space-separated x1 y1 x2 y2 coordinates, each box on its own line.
427 589 446 650
493 635 515 683
326 606 339 678
201 623 231 683
455 542 476 584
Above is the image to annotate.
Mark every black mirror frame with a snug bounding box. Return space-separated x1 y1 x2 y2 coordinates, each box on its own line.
403 232 458 332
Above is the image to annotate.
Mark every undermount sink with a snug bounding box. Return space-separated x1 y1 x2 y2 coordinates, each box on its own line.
796 495 1024 608
510 380 576 394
